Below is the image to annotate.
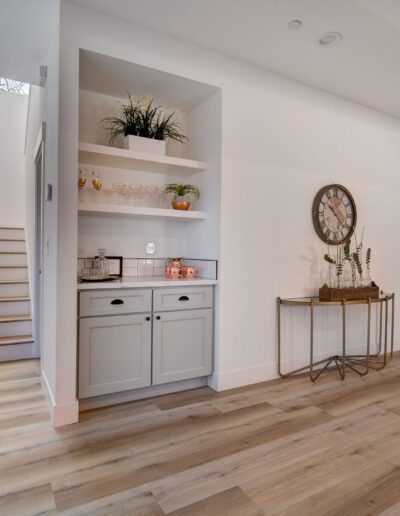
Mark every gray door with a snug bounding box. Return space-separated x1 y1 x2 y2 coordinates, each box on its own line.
152 308 213 385
79 313 152 398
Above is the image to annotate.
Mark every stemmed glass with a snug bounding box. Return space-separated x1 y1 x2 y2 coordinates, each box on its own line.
129 184 144 206
112 183 128 205
145 186 160 208
91 170 102 202
78 168 87 202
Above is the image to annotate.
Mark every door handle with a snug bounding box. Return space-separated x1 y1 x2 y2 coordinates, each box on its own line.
178 296 189 302
111 299 124 305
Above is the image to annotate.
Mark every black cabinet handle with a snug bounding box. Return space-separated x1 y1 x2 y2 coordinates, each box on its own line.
111 299 124 305
145 316 151 321
178 296 189 302
156 315 161 320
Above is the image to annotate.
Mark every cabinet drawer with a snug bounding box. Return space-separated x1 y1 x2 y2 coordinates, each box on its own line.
79 289 152 317
153 286 213 312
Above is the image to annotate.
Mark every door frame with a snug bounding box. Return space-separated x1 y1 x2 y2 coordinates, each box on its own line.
33 122 45 358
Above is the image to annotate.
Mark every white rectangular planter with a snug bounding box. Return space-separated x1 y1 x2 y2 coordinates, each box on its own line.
123 135 166 155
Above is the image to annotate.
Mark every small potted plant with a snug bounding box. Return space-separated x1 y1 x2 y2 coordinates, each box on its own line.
162 183 200 211
102 93 188 155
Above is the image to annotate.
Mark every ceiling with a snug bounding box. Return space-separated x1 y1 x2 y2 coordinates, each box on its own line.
70 0 400 118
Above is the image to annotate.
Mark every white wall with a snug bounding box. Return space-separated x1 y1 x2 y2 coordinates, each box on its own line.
24 0 65 426
0 0 59 86
57 1 400 424
0 90 28 225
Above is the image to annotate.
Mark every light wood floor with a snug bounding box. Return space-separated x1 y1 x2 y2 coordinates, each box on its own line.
2 358 400 515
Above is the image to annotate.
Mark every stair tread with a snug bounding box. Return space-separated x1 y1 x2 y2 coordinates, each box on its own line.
0 296 30 302
0 335 33 346
0 280 28 284
0 314 31 322
0 265 27 268
0 239 25 242
0 251 26 255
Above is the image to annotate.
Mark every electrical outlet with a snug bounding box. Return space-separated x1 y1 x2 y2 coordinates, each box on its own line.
146 242 155 255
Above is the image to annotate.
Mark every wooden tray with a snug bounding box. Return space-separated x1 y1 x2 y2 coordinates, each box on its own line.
319 282 379 302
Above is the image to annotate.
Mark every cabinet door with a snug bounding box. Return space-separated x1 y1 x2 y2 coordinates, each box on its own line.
153 309 213 385
79 313 152 398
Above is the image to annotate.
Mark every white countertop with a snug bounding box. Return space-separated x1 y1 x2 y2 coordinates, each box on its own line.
78 276 218 290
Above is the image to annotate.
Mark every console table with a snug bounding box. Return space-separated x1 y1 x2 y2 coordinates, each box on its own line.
278 293 394 382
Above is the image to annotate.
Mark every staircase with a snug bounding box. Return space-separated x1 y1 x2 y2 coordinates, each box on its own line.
0 226 35 361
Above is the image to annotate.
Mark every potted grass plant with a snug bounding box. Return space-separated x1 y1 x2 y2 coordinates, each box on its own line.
162 183 200 211
102 93 188 155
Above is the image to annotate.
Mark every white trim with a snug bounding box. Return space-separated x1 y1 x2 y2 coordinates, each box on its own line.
211 339 400 391
53 400 79 427
79 377 207 411
0 224 24 229
33 123 44 161
41 369 79 427
212 362 278 391
41 367 55 415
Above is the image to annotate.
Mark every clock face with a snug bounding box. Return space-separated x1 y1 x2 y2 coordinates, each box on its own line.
312 184 357 245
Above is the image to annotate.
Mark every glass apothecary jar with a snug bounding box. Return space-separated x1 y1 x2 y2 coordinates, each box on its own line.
94 249 110 279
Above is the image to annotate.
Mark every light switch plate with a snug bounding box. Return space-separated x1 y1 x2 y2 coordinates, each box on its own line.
45 183 53 201
146 242 155 255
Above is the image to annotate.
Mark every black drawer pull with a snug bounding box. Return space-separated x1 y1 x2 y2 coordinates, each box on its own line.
178 296 189 302
111 299 124 305
156 315 161 320
145 316 151 321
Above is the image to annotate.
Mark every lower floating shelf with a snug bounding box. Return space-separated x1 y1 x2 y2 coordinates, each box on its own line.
78 202 208 221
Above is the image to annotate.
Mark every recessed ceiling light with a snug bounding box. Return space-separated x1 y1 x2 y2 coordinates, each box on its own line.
318 32 343 47
288 20 302 30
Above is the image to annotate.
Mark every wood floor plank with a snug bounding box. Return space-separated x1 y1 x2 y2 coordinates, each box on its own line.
0 483 56 516
168 486 264 516
52 405 333 511
2 356 400 514
59 491 165 516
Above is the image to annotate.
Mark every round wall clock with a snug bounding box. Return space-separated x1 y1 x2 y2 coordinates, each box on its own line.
312 184 357 245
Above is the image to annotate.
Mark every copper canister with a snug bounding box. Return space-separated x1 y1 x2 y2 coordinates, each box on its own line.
181 266 198 279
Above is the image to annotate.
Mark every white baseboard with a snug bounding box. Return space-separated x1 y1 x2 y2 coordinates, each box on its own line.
79 377 207 411
210 339 400 392
41 369 79 427
53 400 79 427
211 362 278 391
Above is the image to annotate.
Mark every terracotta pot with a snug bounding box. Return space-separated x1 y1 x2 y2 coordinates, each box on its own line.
172 201 191 211
171 195 191 211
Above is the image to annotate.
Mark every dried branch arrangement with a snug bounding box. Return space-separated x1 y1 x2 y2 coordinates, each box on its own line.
323 230 372 289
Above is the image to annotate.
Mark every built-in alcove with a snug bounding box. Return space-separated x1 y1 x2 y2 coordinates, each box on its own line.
78 49 221 263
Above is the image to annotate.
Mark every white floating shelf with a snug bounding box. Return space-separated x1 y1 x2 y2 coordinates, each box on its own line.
78 142 207 175
78 203 208 221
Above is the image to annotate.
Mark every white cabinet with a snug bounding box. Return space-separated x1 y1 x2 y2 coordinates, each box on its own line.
152 309 213 385
79 313 152 398
78 286 214 399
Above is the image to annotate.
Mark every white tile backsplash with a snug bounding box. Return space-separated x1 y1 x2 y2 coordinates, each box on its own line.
78 257 218 279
